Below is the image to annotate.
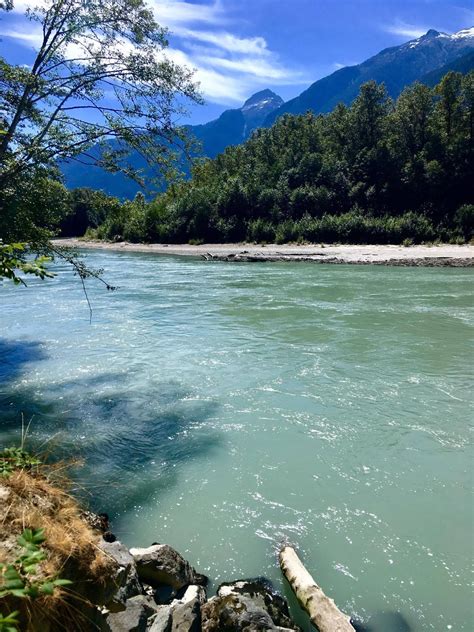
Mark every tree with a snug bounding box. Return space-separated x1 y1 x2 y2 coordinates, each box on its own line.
60 187 121 237
119 75 472 246
0 0 201 284
392 82 433 157
0 0 200 188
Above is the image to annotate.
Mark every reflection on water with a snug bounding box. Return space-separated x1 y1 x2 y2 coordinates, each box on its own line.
1 252 472 631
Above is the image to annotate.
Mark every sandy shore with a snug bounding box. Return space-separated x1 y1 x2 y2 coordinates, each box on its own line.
53 239 474 266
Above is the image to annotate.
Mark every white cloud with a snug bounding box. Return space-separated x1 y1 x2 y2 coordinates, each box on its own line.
384 20 429 39
155 3 308 104
5 0 308 107
171 27 269 55
197 54 303 82
149 0 224 26
0 27 42 45
10 0 47 12
163 46 248 103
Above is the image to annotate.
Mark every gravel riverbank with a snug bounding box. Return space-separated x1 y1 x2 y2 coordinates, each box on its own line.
54 239 474 266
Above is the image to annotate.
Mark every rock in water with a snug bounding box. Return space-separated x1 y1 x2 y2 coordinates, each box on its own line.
352 611 412 632
130 544 207 590
201 578 300 631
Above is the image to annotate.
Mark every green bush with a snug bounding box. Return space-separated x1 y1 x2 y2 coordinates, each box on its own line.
275 220 299 244
454 204 474 240
247 219 276 243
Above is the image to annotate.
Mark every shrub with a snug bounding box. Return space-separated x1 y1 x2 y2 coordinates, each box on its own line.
454 204 474 240
275 220 299 244
247 219 276 243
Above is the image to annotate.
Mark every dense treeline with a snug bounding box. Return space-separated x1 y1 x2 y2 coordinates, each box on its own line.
63 72 474 244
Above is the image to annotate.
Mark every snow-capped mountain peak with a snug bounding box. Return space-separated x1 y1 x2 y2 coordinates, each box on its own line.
451 27 474 40
241 89 284 113
407 26 473 49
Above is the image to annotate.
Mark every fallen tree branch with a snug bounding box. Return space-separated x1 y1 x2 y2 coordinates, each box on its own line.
279 545 355 632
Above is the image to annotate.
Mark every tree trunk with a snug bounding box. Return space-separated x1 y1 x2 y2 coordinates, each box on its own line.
279 546 355 632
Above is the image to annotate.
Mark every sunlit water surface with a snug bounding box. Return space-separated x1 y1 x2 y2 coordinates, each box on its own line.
1 251 472 631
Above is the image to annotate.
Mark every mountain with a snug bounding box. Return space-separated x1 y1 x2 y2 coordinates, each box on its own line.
61 29 474 200
419 49 474 86
189 89 284 157
265 27 474 125
61 89 283 198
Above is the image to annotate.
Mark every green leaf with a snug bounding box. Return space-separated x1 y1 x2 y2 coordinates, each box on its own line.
32 528 46 544
17 529 33 546
52 578 73 587
3 566 21 580
7 588 28 598
4 578 24 590
24 585 39 599
39 582 54 595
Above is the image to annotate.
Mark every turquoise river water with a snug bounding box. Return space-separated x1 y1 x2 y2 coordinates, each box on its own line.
0 250 472 631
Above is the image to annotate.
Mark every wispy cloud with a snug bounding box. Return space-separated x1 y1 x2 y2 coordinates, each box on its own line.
172 27 269 55
152 1 308 103
383 20 430 39
197 54 304 82
150 0 225 26
0 27 43 46
5 0 309 106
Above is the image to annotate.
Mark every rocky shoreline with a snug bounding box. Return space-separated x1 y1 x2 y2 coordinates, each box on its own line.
200 251 474 267
1 459 413 631
94 534 303 632
88 528 407 632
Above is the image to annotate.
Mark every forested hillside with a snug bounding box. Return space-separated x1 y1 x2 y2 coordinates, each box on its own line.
60 28 474 200
60 90 284 198
82 72 473 245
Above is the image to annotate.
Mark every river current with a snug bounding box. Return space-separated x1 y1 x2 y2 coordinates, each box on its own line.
0 250 472 631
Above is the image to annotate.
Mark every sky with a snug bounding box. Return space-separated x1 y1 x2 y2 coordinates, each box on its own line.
1 0 473 124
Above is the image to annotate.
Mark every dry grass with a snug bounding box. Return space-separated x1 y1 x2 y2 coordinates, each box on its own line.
0 461 115 631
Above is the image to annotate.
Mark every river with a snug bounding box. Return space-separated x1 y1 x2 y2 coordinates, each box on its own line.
0 250 472 631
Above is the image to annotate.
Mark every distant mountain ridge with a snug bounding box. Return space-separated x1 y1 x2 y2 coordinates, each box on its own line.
61 89 283 198
61 28 474 199
265 27 474 125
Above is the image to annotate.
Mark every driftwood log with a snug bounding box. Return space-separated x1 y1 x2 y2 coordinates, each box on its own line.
279 546 355 632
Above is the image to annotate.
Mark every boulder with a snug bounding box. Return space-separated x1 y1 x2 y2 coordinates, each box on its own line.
107 595 157 632
201 578 300 632
130 545 207 591
147 606 172 632
147 586 206 632
170 585 206 632
100 539 143 611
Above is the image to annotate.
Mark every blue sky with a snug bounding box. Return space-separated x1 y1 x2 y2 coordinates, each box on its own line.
1 0 473 124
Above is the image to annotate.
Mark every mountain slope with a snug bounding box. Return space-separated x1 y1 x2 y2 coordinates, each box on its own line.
188 89 284 157
61 30 474 200
419 49 474 86
61 90 283 198
265 28 474 125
